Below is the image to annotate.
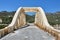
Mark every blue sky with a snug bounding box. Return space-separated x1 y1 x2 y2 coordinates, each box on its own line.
0 0 60 13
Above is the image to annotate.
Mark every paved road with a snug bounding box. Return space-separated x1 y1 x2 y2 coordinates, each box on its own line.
0 23 55 40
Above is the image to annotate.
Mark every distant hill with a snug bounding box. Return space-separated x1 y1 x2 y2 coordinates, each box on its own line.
0 11 60 25
46 12 60 25
0 11 15 17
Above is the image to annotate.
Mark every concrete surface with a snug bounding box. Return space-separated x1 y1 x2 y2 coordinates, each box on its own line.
0 23 55 40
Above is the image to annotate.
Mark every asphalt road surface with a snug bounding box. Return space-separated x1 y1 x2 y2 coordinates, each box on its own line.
0 23 55 40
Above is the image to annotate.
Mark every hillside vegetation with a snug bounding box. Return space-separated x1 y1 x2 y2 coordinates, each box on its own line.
0 11 60 29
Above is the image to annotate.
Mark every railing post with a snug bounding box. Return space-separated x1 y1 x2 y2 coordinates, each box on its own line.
17 18 20 28
0 30 2 38
56 34 60 40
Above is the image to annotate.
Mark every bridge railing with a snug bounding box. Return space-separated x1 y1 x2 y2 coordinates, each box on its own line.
0 7 26 38
35 23 60 40
35 7 60 40
0 7 60 40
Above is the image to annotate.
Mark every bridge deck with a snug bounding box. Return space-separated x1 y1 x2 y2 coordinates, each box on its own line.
0 23 55 40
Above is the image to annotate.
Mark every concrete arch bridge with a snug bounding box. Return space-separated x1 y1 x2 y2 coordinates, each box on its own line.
0 7 60 40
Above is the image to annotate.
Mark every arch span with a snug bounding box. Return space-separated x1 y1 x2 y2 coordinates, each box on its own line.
0 7 60 40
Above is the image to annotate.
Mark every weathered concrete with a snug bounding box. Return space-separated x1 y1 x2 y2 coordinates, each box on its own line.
0 7 60 40
0 23 55 40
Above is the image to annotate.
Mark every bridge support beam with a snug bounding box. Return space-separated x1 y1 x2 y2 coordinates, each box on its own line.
34 7 60 40
0 7 60 40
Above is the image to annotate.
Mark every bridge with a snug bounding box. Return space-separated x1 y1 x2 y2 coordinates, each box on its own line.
0 7 60 40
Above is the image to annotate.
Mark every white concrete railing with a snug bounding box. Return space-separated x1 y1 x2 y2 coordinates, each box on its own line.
0 7 60 40
0 7 26 38
34 7 60 40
